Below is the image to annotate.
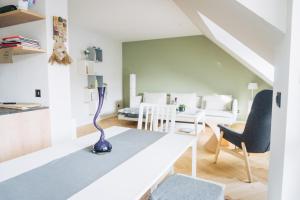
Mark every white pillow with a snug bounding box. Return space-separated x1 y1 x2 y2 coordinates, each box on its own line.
203 95 232 111
170 93 198 109
143 92 167 105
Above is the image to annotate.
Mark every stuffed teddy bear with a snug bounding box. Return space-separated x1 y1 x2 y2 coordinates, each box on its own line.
48 41 72 65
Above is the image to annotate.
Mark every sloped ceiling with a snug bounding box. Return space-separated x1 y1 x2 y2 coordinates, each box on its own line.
174 0 286 85
198 12 274 85
69 0 201 42
235 0 287 32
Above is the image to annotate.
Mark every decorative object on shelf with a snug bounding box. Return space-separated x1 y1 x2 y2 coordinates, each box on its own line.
248 82 258 113
84 46 103 62
92 82 112 154
0 5 17 14
83 49 90 59
178 104 186 112
94 47 102 62
49 16 72 65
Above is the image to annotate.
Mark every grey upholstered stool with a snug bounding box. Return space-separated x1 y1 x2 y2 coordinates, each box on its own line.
150 174 224 200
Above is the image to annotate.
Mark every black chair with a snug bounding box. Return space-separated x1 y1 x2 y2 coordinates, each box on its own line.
214 90 273 183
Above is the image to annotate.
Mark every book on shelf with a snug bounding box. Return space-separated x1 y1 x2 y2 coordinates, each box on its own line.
1 44 40 49
1 35 41 49
2 35 28 40
3 35 38 41
1 41 40 46
3 40 40 45
3 38 40 45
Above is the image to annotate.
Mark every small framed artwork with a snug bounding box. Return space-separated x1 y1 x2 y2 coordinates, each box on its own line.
53 16 67 42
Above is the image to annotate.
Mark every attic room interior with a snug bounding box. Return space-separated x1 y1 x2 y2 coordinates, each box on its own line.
0 0 299 200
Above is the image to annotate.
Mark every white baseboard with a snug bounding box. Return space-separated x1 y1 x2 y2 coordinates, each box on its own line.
76 113 117 128
100 113 117 120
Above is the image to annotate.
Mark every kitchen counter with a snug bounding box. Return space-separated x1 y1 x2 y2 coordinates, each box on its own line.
0 107 51 163
0 107 49 116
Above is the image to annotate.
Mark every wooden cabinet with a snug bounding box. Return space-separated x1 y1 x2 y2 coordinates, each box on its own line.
0 109 51 163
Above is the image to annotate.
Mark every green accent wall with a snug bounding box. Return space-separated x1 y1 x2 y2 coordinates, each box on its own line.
123 35 271 120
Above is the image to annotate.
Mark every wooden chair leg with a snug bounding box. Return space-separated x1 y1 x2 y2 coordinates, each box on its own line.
241 142 253 183
214 131 224 163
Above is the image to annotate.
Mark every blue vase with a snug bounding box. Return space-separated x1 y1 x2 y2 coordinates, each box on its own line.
92 85 112 154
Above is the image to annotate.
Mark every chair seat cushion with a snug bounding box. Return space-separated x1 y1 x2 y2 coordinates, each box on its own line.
218 124 244 148
150 174 224 200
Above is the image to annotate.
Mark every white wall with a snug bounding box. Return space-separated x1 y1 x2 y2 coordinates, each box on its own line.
68 22 122 126
0 0 121 143
0 0 49 105
0 0 75 144
45 0 76 144
269 0 300 199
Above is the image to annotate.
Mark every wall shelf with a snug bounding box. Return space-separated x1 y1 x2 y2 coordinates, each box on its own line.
10 46 46 55
0 9 45 28
0 46 46 63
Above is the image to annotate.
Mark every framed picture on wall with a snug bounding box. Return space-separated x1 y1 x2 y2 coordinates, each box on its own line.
53 16 67 42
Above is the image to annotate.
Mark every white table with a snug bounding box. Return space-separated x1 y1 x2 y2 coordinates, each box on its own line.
118 108 206 134
0 126 197 200
176 110 206 135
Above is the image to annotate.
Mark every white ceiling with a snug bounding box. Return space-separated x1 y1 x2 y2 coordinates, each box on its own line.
69 0 201 42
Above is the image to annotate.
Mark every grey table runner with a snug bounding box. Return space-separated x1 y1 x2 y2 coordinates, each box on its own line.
0 129 166 200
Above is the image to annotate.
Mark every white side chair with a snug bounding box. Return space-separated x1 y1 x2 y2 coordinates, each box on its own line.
137 103 176 133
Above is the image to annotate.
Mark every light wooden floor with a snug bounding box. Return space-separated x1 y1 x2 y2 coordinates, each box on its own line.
78 117 269 200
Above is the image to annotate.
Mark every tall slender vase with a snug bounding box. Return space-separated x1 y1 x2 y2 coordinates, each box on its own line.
92 85 112 153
